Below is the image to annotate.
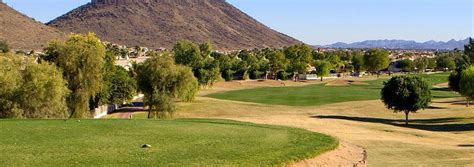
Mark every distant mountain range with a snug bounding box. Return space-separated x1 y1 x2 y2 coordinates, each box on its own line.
318 38 470 50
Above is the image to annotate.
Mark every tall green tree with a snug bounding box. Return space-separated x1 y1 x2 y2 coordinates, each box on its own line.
0 40 9 53
0 54 22 118
173 41 220 86
381 76 431 125
107 66 137 104
211 52 238 81
465 38 474 64
18 61 70 118
284 44 313 81
436 54 456 70
460 66 474 107
396 59 414 72
137 55 199 119
449 69 462 93
364 49 390 75
0 53 69 118
414 57 430 73
268 51 288 80
314 60 332 81
45 33 105 118
352 54 365 72
173 40 204 70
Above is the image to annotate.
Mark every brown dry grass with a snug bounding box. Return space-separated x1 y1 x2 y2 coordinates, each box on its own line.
111 78 474 166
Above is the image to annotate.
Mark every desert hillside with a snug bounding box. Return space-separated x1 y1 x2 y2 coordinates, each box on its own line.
0 2 64 50
47 0 301 50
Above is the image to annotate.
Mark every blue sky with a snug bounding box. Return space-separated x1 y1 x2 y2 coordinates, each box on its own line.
3 0 473 45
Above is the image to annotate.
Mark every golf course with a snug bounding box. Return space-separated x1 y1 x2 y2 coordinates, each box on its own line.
111 73 474 166
206 73 458 106
1 72 473 166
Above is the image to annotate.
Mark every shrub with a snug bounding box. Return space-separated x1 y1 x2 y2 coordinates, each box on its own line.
381 76 431 125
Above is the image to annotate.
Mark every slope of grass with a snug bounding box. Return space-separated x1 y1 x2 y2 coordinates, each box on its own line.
207 73 458 106
0 119 337 166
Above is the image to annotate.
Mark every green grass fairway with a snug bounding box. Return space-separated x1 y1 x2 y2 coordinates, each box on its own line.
416 72 452 85
207 73 458 106
0 119 337 166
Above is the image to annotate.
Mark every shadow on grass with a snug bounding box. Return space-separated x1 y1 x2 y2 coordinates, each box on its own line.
458 144 474 147
426 106 448 109
313 115 474 132
431 87 452 91
109 107 146 114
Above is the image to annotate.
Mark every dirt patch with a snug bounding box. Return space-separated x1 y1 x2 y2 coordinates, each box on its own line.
326 80 369 86
434 82 449 87
290 142 367 167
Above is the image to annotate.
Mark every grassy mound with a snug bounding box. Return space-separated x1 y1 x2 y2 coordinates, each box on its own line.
207 73 458 106
0 119 337 166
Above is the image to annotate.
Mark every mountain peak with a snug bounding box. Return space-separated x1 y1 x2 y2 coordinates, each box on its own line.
91 0 144 5
49 0 299 50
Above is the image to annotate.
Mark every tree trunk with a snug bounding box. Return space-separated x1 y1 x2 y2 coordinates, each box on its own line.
148 105 152 119
320 77 323 82
405 111 409 125
467 98 470 107
148 94 153 119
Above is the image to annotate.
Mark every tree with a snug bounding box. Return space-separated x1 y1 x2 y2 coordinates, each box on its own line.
284 44 313 81
45 33 105 118
268 51 288 80
465 38 474 64
0 54 22 118
314 60 332 81
414 57 429 73
0 40 9 53
18 61 70 118
351 51 365 72
323 52 343 72
427 58 437 70
136 55 199 119
381 76 431 125
449 70 462 93
199 42 213 58
173 41 220 87
364 49 390 75
89 47 118 110
211 52 237 81
173 40 204 70
436 55 456 70
396 59 414 72
196 60 221 87
107 66 137 104
460 66 474 107
0 53 69 118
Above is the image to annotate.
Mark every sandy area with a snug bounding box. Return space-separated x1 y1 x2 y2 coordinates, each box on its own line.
290 142 367 167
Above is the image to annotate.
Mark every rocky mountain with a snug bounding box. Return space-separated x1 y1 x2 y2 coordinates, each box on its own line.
0 2 64 50
47 0 301 50
322 38 470 50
